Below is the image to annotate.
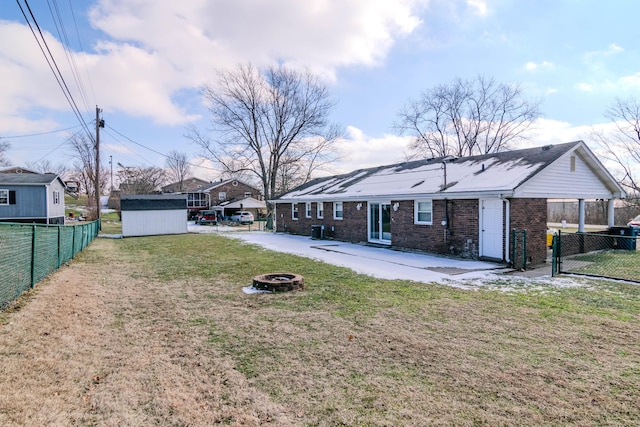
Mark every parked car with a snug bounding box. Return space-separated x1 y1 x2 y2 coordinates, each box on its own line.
628 214 640 228
230 211 254 224
196 210 218 225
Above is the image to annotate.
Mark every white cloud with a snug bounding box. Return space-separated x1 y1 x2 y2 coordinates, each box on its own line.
467 0 488 16
524 60 554 72
0 0 426 137
334 126 412 172
619 72 640 88
575 82 594 92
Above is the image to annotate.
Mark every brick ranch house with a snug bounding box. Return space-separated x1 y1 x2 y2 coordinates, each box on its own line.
272 141 626 266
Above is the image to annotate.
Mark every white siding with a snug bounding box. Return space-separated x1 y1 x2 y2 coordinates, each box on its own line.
122 209 187 237
515 151 614 199
48 180 66 219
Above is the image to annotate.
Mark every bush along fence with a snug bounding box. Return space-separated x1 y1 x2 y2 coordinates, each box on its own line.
551 228 639 283
0 220 100 310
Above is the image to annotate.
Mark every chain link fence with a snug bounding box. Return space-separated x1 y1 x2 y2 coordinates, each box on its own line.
0 221 100 309
552 229 639 282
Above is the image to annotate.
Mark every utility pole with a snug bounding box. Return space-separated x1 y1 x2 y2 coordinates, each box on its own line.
109 155 113 193
95 106 104 221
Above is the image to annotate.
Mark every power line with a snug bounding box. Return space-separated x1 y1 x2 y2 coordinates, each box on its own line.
0 124 81 139
105 125 219 172
47 0 92 113
16 0 94 143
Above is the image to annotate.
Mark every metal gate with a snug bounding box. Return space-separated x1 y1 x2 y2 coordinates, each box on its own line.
552 229 639 282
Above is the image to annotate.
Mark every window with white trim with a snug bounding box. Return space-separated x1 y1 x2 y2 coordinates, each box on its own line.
414 200 433 225
0 189 8 205
333 202 343 220
218 191 226 200
53 191 60 204
317 202 323 219
244 192 252 198
292 203 299 220
305 202 312 218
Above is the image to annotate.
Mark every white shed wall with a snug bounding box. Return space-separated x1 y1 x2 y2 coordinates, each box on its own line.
122 209 187 237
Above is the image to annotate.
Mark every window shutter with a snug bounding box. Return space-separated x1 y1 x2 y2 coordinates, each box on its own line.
9 191 16 205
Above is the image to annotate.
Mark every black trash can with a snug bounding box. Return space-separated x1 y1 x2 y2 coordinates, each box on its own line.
311 225 324 240
609 226 637 250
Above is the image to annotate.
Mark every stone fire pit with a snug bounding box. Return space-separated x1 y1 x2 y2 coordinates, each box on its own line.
252 273 304 292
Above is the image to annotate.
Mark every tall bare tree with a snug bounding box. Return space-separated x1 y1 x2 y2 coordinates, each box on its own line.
117 164 166 195
26 159 67 176
165 150 190 192
591 97 640 208
189 63 342 223
67 131 106 219
0 139 10 167
395 75 541 159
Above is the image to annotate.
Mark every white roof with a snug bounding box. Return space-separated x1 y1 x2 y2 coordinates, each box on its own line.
219 197 266 209
275 141 626 202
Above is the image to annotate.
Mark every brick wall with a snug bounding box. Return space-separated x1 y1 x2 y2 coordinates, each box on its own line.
391 199 480 258
276 197 548 265
209 181 261 205
509 198 547 265
275 201 368 243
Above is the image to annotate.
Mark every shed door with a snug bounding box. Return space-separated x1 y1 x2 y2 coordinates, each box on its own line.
480 199 503 259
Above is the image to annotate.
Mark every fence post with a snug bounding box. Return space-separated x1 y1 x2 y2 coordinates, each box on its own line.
30 224 37 288
551 234 557 276
57 225 62 268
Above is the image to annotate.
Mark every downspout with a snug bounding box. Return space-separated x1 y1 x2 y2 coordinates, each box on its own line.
504 198 510 263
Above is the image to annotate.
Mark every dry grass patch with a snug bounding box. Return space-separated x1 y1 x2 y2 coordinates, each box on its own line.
1 233 639 426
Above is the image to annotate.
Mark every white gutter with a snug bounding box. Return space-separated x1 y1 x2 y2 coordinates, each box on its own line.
504 198 510 263
271 190 517 204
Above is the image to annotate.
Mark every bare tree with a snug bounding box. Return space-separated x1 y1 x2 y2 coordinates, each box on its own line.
26 159 67 176
117 163 166 195
165 150 190 192
0 140 10 167
67 131 106 219
188 63 342 223
591 97 640 208
395 75 541 159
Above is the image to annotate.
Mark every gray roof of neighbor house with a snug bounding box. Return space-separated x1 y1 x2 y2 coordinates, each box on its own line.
274 141 626 202
196 178 260 193
0 173 62 185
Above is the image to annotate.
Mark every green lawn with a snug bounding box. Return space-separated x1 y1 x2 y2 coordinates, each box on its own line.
565 249 640 282
3 232 640 425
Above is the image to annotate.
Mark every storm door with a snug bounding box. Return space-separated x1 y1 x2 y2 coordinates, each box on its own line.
369 202 391 244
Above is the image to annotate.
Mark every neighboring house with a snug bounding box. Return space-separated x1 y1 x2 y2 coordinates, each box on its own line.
161 177 210 193
0 173 66 224
120 194 187 237
0 167 39 174
273 141 626 266
170 178 263 219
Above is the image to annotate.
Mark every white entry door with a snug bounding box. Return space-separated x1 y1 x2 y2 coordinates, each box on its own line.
480 199 503 259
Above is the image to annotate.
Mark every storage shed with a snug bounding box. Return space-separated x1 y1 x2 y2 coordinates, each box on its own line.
121 194 187 237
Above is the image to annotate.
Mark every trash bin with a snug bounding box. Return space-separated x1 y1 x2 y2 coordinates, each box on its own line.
609 226 637 250
311 225 324 240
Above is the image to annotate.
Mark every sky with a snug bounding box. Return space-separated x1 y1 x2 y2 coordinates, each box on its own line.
1 0 639 184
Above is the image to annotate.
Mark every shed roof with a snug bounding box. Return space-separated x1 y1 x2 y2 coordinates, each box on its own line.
120 194 187 211
275 141 625 202
0 173 63 186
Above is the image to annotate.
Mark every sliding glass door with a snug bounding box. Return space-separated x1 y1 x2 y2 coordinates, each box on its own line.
369 202 391 244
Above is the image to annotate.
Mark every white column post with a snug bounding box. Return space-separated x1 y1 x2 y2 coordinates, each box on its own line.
608 199 615 228
578 199 585 232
